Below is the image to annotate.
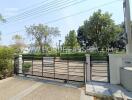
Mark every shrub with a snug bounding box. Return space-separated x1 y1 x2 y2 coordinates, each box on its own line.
22 53 58 60
60 52 108 61
90 52 108 60
60 52 86 61
0 47 14 79
21 52 108 61
22 62 32 73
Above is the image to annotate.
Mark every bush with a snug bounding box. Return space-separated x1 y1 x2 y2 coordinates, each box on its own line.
90 52 108 60
21 52 108 61
60 52 108 61
22 53 58 60
22 63 32 73
0 47 14 79
60 52 86 61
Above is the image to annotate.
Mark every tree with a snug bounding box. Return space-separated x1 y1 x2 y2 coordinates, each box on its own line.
25 24 60 53
63 30 79 50
0 14 6 40
83 9 121 50
109 21 132 51
0 14 6 23
11 34 26 54
77 25 93 50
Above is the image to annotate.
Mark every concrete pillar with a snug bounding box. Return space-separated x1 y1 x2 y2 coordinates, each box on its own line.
109 54 124 84
85 54 91 83
18 55 23 74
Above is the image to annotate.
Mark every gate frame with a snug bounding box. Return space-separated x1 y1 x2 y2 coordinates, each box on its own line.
89 55 110 83
14 55 86 83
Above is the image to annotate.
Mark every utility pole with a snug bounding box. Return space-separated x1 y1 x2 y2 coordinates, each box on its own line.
123 0 132 54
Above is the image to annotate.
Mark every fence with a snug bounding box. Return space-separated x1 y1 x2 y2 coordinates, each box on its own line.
14 54 110 83
14 55 85 83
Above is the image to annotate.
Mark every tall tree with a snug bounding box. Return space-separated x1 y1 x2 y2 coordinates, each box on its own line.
0 14 6 40
0 14 6 23
64 30 79 50
25 24 60 53
12 34 26 53
109 21 132 51
83 9 121 50
77 25 93 50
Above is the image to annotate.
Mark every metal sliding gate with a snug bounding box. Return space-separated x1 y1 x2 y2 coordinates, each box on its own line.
15 56 85 83
90 55 110 83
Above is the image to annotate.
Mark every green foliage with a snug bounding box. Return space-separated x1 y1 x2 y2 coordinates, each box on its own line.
12 34 23 40
11 34 26 54
60 52 108 61
60 53 86 61
79 9 121 50
0 14 6 23
22 63 31 72
77 25 93 49
110 22 132 51
90 51 108 60
63 30 80 50
0 47 14 79
22 53 58 60
25 24 60 53
0 14 6 40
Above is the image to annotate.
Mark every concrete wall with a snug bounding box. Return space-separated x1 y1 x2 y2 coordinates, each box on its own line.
109 54 124 84
85 54 90 83
18 55 23 74
120 67 132 91
122 55 132 67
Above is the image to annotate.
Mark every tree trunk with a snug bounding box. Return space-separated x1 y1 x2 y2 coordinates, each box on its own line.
40 44 43 53
44 36 47 54
39 42 43 54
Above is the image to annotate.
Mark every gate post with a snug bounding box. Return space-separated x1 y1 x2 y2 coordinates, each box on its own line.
85 54 91 83
18 55 23 74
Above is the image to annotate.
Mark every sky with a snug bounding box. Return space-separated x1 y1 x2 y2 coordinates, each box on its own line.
0 0 132 47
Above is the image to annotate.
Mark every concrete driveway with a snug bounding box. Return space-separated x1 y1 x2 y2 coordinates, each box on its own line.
0 77 93 100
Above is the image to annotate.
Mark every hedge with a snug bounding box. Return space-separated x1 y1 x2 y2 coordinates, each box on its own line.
21 52 108 61
60 53 86 61
22 53 58 60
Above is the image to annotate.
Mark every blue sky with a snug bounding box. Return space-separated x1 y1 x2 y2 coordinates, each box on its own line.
0 0 132 47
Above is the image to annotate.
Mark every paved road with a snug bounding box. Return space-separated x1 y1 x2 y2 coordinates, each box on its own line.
0 77 93 100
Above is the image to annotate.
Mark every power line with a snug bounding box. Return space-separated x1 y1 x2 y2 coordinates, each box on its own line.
5 0 72 21
4 0 121 35
15 0 52 13
3 0 86 24
6 0 86 23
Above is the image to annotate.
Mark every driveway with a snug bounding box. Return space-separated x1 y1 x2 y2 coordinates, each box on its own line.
0 77 93 100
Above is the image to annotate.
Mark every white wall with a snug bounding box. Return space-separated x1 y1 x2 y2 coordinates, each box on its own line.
18 55 23 74
109 54 125 84
85 54 90 83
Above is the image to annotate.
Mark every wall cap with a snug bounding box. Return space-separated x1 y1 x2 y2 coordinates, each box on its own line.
108 54 125 57
19 55 22 57
85 54 90 57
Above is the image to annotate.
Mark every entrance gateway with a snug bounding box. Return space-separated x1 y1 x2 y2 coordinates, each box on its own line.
14 55 110 83
14 55 85 83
